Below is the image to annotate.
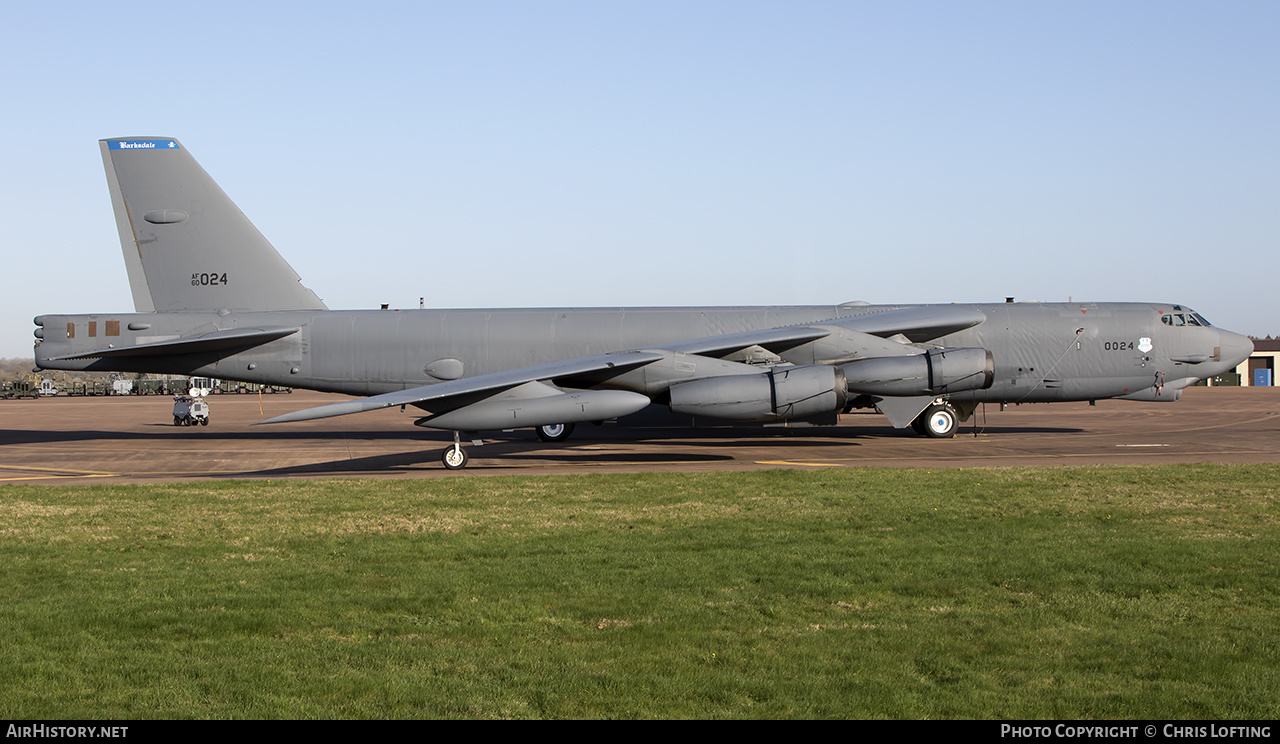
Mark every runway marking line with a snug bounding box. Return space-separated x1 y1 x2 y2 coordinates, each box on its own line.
0 464 121 481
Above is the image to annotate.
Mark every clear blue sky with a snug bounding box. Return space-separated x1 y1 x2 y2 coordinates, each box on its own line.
3 1 1277 358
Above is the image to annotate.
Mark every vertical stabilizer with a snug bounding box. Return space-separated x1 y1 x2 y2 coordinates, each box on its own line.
100 138 327 313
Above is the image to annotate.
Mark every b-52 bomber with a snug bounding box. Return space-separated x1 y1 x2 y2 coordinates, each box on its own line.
34 138 1254 468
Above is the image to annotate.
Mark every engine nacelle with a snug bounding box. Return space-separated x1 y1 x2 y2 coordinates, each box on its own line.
418 388 651 431
842 348 994 397
668 365 847 421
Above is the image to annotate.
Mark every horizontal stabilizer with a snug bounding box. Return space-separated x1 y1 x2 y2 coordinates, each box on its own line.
257 350 665 425
47 326 299 361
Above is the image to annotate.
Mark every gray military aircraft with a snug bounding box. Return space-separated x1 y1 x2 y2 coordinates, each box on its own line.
34 138 1254 468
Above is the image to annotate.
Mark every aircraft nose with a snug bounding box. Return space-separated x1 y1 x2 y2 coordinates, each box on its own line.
1218 330 1254 368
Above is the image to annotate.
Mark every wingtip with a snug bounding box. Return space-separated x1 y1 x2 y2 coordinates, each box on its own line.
253 398 384 425
255 410 326 425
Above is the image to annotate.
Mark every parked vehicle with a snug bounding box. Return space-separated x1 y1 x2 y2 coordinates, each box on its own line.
135 379 173 396
172 395 209 426
1 381 40 399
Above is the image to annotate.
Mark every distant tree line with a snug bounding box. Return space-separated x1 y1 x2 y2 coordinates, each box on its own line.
0 358 38 382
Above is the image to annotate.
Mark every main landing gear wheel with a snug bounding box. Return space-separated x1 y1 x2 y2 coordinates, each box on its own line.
536 423 575 442
441 444 469 470
919 403 958 438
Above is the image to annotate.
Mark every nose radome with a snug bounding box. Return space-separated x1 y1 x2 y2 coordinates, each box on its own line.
1218 330 1254 367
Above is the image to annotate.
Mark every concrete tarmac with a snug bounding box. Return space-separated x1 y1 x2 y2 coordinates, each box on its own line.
1 387 1277 483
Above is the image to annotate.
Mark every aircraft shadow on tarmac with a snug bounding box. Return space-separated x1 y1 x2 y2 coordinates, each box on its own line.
936 426 1086 436
605 424 1097 443
0 424 1087 449
0 428 459 446
624 437 864 449
604 424 1086 440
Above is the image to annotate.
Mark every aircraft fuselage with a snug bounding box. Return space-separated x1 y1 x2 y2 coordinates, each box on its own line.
35 301 1249 407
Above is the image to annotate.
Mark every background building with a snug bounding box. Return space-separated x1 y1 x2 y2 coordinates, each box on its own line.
1235 338 1277 386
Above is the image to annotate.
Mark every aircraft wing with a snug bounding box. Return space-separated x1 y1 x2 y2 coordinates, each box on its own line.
830 305 988 342
258 304 990 427
258 325 845 426
256 350 666 424
657 326 832 357
652 305 986 358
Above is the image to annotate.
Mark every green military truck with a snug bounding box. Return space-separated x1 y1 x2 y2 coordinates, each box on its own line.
1 381 40 399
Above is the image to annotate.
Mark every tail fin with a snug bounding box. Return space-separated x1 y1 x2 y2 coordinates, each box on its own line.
100 138 327 313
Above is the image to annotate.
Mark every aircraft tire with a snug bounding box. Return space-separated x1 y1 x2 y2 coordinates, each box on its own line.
536 423 575 442
174 416 182 426
921 403 958 438
200 418 209 426
441 445 469 470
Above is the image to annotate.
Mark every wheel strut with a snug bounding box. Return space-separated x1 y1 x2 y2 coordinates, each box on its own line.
441 431 470 470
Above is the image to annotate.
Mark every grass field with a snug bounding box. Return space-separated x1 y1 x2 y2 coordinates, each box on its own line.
1 464 1277 719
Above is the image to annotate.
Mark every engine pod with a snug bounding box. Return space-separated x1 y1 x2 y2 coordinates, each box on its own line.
669 365 846 421
419 387 650 431
843 348 993 397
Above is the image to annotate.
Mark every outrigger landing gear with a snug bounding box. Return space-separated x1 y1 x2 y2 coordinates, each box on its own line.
441 443 468 470
441 431 470 470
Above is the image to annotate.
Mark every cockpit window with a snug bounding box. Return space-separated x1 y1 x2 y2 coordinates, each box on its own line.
1160 309 1213 327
